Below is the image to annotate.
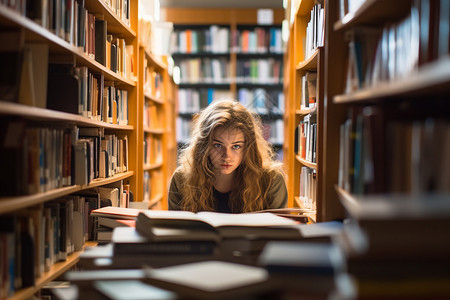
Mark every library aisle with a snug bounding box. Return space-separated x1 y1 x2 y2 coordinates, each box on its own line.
0 0 449 299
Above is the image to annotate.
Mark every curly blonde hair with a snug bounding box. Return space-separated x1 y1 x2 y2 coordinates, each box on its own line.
176 99 285 213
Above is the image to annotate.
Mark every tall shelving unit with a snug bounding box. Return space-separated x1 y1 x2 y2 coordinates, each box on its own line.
162 8 285 155
325 0 450 296
284 0 335 222
138 47 177 209
0 0 138 297
0 0 176 298
327 0 450 221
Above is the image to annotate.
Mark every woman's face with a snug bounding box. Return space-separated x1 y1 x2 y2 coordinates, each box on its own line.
209 127 245 177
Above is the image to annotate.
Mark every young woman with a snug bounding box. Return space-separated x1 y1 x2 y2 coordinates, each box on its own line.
168 99 287 213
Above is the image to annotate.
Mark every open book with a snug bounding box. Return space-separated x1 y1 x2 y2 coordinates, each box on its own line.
135 210 302 241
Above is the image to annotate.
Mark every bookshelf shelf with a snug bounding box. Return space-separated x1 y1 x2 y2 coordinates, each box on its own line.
333 0 412 32
296 107 317 116
144 93 165 104
83 171 134 189
296 49 318 71
144 128 165 134
334 57 450 103
144 48 166 71
144 162 163 171
296 156 317 170
178 83 231 88
172 52 230 58
334 186 360 217
0 186 81 215
236 53 284 58
235 83 283 89
0 171 134 215
293 197 317 213
0 101 135 129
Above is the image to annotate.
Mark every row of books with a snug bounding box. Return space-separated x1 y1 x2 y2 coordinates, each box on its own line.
0 36 130 126
296 114 317 164
304 3 325 61
102 30 135 80
299 167 317 211
0 34 130 124
171 26 284 54
83 181 135 242
0 123 71 196
263 119 284 146
143 102 164 130
236 58 283 84
144 135 163 167
102 0 131 26
0 195 90 297
300 72 317 110
0 122 129 196
48 64 129 125
238 88 285 115
1 0 133 76
144 63 164 100
177 57 230 84
231 27 283 54
176 117 193 144
143 170 164 204
75 127 129 186
344 0 449 93
170 25 230 54
338 106 450 195
177 88 232 114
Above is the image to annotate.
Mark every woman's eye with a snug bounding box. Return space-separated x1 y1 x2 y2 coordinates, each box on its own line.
232 145 242 150
213 143 222 148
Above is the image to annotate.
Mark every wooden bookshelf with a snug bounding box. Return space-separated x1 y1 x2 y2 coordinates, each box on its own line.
0 0 171 298
138 46 177 209
283 1 327 221
327 0 450 296
162 8 285 151
328 0 450 203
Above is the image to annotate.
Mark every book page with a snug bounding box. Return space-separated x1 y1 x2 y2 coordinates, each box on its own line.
141 210 199 220
197 212 299 227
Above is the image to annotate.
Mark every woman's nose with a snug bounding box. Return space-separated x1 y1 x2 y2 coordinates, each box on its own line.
221 148 230 159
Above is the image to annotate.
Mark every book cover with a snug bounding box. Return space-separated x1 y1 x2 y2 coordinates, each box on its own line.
90 206 143 220
97 217 135 229
112 227 217 255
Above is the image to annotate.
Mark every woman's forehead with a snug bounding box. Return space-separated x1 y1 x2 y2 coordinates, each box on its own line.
212 127 245 141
